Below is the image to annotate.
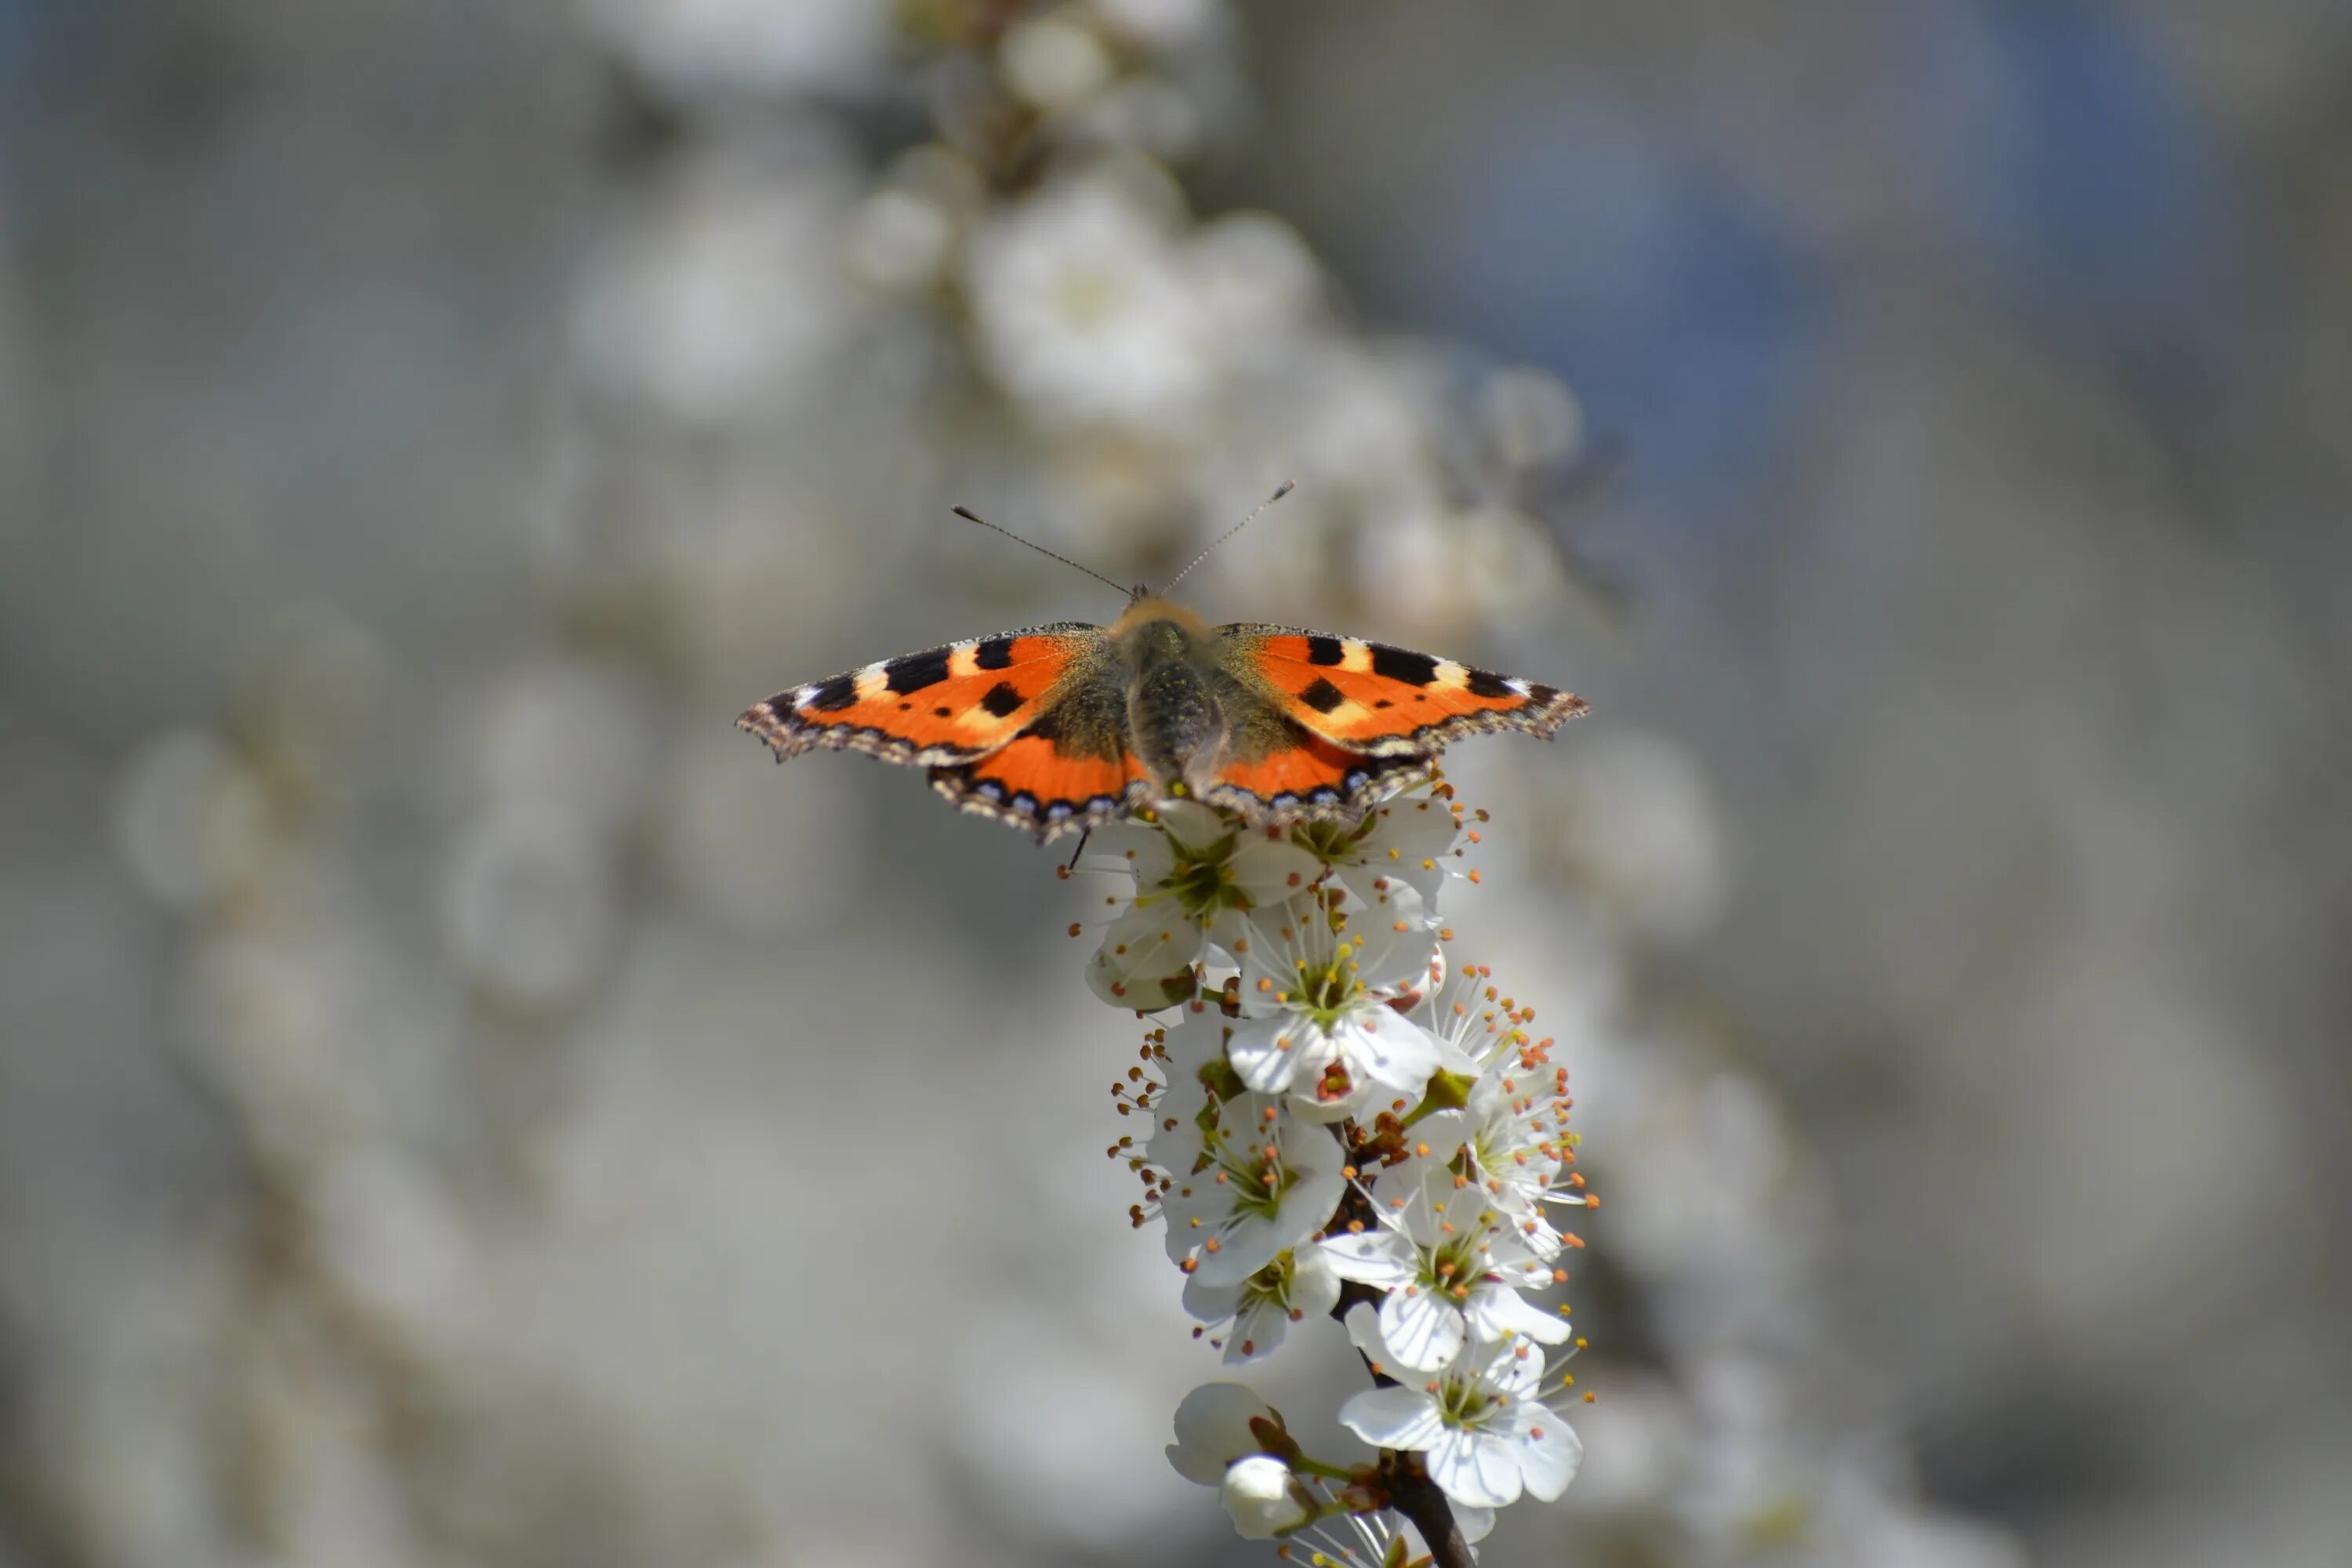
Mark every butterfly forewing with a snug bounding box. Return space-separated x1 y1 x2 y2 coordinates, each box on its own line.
737 623 1099 768
1214 625 1588 757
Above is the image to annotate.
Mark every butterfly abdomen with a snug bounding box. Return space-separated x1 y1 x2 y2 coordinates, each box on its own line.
1116 605 1227 792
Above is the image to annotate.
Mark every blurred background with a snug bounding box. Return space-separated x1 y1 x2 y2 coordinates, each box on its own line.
4 2 2350 1565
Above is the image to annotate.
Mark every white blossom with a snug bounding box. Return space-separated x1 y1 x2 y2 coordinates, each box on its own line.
1150 1083 1347 1286
1083 800 1319 1009
1181 1243 1341 1363
1320 1154 1568 1374
1339 1304 1584 1512
964 172 1215 429
1225 886 1445 1120
1000 14 1115 110
1290 786 1468 909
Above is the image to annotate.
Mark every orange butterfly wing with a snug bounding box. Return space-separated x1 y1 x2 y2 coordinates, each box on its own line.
737 625 1098 767
1216 626 1588 757
928 730 1149 837
1200 728 1438 822
738 623 1147 840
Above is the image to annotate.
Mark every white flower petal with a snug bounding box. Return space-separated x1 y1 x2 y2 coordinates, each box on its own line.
1378 1283 1467 1374
1158 1011 1232 1077
1083 821 1176 884
1338 1386 1446 1453
1352 797 1463 904
1317 1229 1417 1288
1287 1245 1343 1318
1464 1282 1573 1346
1225 1013 1308 1095
1143 1082 1213 1174
1191 1214 1287 1287
1154 800 1227 850
1180 1273 1243 1320
1510 1410 1584 1501
1429 1026 1483 1079
1468 1334 1545 1399
1233 932 1301 1018
1339 1005 1443 1093
1087 902 1208 1009
1425 1427 1523 1510
1225 835 1324 905
1224 1293 1292 1364
1158 1182 1218 1265
1345 884 1438 989
1395 1109 1470 1167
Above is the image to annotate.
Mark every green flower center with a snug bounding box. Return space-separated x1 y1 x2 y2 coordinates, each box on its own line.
1221 1138 1304 1221
1291 818 1365 865
1437 1377 1498 1428
1147 828 1258 920
1243 1248 1302 1308
1290 938 1365 1029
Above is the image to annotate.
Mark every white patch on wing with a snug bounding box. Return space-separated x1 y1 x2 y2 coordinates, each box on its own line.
1432 659 1470 691
1338 640 1375 674
852 662 891 701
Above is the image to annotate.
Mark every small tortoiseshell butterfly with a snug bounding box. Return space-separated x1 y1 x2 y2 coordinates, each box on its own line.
738 487 1588 842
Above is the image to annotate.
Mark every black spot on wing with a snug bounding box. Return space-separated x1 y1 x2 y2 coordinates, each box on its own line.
1298 677 1347 714
807 675 858 712
972 637 1016 670
1466 668 1516 699
886 648 953 695
1370 645 1440 686
1304 635 1347 666
978 681 1025 718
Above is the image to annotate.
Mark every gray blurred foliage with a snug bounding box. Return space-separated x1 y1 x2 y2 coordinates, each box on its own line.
3 2 2350 1566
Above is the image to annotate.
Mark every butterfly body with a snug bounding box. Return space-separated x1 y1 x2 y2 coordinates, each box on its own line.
739 594 1587 842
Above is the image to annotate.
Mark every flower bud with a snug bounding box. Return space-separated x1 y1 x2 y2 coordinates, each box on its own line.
1219 1454 1311 1539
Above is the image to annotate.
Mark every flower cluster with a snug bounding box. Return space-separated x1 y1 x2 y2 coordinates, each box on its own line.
1091 793 1590 1560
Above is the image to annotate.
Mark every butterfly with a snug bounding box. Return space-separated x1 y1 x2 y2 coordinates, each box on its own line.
737 489 1588 842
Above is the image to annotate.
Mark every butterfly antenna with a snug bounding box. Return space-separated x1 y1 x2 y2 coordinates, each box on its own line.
1162 480 1296 593
952 504 1132 597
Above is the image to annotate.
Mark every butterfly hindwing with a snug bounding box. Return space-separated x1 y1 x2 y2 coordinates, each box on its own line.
927 725 1150 839
1199 720 1436 823
737 623 1100 768
1215 625 1589 756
